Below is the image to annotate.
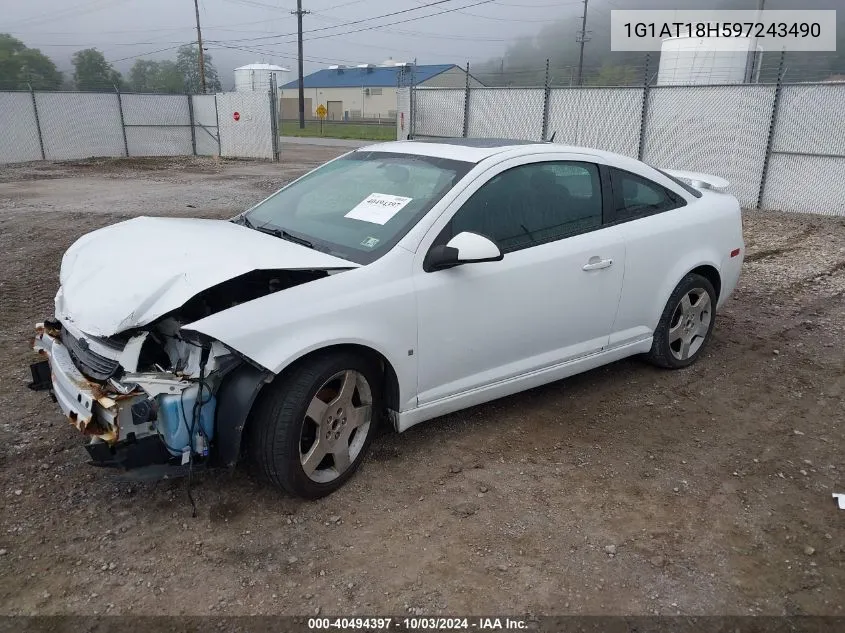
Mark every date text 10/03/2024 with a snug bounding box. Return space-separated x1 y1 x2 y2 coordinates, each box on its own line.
307 617 529 630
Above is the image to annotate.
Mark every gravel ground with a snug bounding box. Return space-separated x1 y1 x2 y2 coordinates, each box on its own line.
0 149 843 617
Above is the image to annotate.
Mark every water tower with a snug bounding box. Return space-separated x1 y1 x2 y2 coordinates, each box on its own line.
657 35 763 85
234 63 291 94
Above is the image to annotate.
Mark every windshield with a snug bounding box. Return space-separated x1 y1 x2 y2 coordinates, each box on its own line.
244 151 473 264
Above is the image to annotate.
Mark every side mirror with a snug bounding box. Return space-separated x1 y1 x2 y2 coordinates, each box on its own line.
425 232 503 271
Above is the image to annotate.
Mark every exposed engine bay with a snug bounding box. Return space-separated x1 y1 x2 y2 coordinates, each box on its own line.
31 268 330 475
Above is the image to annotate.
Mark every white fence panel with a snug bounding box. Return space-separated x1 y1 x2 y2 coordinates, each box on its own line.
762 84 845 215
36 92 125 160
217 92 274 159
126 126 192 157
414 88 464 138
467 88 544 140
547 87 643 157
641 85 776 208
761 153 845 216
0 92 42 164
772 84 845 157
122 93 190 126
192 95 220 156
121 94 192 156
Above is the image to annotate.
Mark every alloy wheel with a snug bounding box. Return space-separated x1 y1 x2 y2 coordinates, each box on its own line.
668 287 712 361
299 370 372 483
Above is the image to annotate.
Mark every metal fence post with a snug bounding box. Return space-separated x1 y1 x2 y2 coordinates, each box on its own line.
757 50 786 210
114 84 129 157
29 84 46 160
462 62 471 138
636 54 651 161
187 94 197 156
269 74 280 161
214 93 221 156
409 63 417 139
541 59 551 141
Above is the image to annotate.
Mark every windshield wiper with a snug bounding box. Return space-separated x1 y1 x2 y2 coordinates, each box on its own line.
237 214 315 250
279 230 314 249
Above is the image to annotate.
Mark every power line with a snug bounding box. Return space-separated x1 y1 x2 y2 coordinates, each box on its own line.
409 0 582 21
16 40 192 47
219 0 468 43
492 0 576 5
318 0 370 10
107 44 187 64
301 0 499 43
220 0 288 10
207 41 364 66
12 0 132 31
7 17 293 37
304 12 510 42
7 0 110 28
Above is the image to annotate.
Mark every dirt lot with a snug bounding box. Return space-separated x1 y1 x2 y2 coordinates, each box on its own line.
0 147 842 618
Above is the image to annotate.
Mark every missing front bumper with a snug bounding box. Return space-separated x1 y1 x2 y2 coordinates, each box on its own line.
32 326 136 442
32 322 223 477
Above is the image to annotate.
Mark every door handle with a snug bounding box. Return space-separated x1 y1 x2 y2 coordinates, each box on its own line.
582 257 613 271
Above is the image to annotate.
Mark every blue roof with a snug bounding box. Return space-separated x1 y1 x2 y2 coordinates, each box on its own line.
281 64 456 89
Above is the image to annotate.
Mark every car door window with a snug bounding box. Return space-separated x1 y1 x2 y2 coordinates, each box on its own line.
609 168 685 222
447 161 602 254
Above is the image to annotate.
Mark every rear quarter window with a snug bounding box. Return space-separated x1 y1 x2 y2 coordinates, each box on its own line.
608 167 687 223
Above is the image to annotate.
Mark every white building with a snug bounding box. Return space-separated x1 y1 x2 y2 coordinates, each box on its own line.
279 62 481 121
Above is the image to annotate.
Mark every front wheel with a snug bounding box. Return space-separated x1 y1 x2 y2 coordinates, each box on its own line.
647 273 717 369
247 351 380 498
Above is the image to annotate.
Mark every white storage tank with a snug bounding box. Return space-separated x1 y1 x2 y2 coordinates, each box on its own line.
234 63 291 93
657 36 763 85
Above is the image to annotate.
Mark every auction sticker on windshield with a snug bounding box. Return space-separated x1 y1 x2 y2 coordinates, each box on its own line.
345 193 413 225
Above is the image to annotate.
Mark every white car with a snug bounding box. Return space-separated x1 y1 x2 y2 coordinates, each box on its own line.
30 139 744 498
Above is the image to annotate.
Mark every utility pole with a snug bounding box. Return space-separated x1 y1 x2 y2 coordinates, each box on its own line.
193 0 207 93
575 0 590 86
292 0 310 129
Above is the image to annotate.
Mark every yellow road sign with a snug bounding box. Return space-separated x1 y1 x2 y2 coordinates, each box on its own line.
316 104 327 119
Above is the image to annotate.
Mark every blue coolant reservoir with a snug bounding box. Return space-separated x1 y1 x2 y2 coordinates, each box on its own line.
155 384 216 457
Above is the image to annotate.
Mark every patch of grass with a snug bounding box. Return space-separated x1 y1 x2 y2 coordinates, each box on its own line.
280 120 396 141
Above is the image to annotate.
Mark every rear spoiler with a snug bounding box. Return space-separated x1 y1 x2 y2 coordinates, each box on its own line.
661 169 730 192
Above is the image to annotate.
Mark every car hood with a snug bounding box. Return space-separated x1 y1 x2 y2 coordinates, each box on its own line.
56 216 358 337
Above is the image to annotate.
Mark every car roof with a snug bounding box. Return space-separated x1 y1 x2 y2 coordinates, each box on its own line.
358 139 547 162
357 138 629 165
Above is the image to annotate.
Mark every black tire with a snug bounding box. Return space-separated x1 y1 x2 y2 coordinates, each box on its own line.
246 351 381 499
647 273 717 369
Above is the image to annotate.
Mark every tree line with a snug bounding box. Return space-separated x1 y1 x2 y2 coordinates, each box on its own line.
0 34 222 93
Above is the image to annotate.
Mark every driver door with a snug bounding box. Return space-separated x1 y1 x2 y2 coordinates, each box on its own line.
413 155 626 406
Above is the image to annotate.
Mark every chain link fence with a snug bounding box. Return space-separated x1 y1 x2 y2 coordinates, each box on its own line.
0 92 43 163
641 84 776 208
410 62 845 216
761 84 845 214
0 89 279 164
547 87 643 157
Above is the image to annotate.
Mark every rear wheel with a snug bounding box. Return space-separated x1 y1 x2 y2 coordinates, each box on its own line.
247 351 380 498
647 273 716 369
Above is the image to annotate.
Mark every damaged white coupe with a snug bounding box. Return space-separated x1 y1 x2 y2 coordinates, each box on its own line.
30 139 743 498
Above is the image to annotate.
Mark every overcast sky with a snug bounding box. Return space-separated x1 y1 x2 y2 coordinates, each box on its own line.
5 0 837 87
5 0 589 85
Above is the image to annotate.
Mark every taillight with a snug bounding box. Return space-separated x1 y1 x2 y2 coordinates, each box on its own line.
730 248 741 258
